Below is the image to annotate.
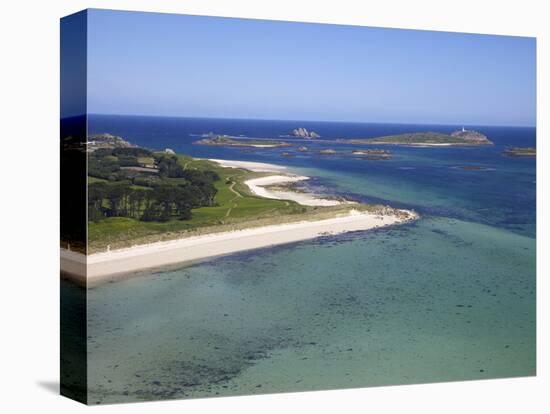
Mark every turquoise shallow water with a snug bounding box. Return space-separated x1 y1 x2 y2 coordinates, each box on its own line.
85 217 535 403
78 117 536 403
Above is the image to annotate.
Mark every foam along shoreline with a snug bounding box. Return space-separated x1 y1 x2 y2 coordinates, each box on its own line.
61 208 417 284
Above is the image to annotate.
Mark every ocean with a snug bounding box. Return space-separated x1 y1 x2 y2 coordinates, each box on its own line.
75 115 536 403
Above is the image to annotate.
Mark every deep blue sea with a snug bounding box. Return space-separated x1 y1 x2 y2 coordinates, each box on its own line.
82 114 536 403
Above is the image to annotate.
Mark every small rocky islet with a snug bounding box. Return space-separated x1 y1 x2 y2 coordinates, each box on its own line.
194 133 290 148
503 147 536 157
352 149 392 160
291 127 320 139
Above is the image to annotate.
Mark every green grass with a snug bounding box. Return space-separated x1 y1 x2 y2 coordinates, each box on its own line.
88 176 107 184
137 156 155 165
88 155 310 251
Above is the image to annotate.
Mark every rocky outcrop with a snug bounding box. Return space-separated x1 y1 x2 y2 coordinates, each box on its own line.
87 133 134 150
450 129 492 144
352 149 391 156
291 128 320 139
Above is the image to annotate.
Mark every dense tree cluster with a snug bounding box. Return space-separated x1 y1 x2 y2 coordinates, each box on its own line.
88 148 219 222
88 147 155 180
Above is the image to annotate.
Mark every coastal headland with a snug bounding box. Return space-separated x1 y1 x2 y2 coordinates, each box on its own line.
61 139 417 284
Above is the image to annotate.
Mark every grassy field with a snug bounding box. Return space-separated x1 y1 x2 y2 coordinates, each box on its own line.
137 156 155 165
88 155 313 252
88 176 107 184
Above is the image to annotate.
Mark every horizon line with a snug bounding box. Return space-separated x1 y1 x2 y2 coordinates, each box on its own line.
65 113 536 129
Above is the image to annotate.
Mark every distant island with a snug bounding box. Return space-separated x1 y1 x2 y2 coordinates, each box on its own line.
503 147 536 157
291 127 320 139
342 128 493 146
195 133 290 148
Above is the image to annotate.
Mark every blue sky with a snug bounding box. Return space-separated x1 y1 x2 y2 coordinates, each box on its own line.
85 9 536 126
61 10 87 118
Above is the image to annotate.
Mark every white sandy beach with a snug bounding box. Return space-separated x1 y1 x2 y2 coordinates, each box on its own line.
61 159 417 283
210 159 351 206
245 175 347 206
208 159 288 172
62 209 415 283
